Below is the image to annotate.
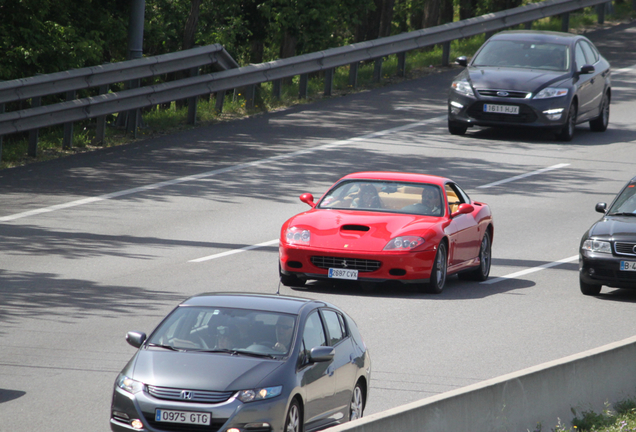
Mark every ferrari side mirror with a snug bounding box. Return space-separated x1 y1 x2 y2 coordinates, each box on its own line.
451 203 474 218
300 193 316 208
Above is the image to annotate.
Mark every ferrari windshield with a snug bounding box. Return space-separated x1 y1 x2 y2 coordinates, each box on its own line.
472 40 570 71
147 306 297 356
608 183 636 215
318 180 447 216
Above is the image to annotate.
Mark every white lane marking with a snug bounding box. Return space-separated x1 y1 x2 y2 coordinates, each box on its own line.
189 239 279 263
0 115 446 223
611 63 636 75
480 255 579 285
477 163 570 189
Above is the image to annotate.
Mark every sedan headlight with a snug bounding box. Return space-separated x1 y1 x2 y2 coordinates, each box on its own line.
451 79 475 97
582 239 612 254
237 386 282 403
116 374 144 394
285 227 310 245
534 87 568 99
384 236 425 251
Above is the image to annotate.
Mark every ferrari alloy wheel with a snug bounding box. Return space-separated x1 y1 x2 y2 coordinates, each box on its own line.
285 400 302 432
589 92 609 132
556 103 577 141
461 231 492 281
580 278 602 296
427 242 448 294
349 383 364 421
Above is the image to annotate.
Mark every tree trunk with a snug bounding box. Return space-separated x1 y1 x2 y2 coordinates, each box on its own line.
280 32 297 85
423 0 440 28
182 0 201 50
459 0 478 20
379 0 395 37
440 0 454 25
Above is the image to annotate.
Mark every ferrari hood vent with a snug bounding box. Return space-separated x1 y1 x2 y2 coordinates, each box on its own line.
341 224 370 232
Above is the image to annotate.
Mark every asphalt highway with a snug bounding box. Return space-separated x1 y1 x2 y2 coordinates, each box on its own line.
1 21 636 432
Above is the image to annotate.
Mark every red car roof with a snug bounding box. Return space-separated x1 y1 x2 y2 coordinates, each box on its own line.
340 171 451 186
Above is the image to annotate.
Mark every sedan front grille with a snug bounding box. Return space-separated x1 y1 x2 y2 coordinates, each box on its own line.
615 242 636 257
477 89 531 98
146 386 234 404
311 256 381 272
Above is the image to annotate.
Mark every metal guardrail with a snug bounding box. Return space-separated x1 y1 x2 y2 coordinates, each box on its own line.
0 0 618 155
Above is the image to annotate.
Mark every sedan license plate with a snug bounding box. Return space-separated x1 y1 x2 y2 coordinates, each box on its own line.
483 104 519 115
155 409 211 426
328 268 358 280
620 261 636 271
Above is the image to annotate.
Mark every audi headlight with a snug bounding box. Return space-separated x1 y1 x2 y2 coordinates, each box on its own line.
238 386 282 403
451 79 475 97
582 239 612 254
384 236 425 251
116 374 144 394
534 87 568 99
285 227 310 245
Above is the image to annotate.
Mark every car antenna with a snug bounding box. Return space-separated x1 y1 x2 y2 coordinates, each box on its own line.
276 280 281 295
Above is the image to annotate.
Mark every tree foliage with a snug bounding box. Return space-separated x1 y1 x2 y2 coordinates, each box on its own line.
1 0 534 81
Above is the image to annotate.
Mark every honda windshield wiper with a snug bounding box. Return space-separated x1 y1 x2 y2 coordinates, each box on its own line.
608 212 636 216
147 343 180 351
196 349 277 359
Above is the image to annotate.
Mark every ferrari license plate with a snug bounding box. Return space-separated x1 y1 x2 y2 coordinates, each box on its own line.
620 261 636 271
484 104 519 115
328 268 359 280
155 409 211 426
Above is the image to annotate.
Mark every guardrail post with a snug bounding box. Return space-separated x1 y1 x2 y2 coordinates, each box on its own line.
349 62 359 89
397 52 406 77
561 12 570 32
245 84 256 109
214 91 225 112
373 57 383 82
299 74 308 99
63 90 76 149
597 3 606 24
28 96 41 158
125 78 141 138
272 79 282 100
187 67 199 124
324 68 334 96
442 43 451 67
0 103 4 163
485 31 495 40
524 21 532 29
95 84 108 145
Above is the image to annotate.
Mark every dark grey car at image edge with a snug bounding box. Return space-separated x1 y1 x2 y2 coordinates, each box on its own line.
110 293 371 432
580 176 636 295
447 30 611 141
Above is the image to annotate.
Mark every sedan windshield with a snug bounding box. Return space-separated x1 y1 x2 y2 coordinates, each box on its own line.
318 180 446 216
472 40 570 71
608 183 636 215
147 306 297 356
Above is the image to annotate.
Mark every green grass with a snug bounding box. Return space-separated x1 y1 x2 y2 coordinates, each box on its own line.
1 4 634 169
534 398 636 431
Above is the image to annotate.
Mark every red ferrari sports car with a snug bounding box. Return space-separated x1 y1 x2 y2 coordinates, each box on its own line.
279 172 494 293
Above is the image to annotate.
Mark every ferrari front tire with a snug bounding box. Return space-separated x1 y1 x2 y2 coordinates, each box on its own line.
426 242 448 294
459 231 491 281
279 264 306 288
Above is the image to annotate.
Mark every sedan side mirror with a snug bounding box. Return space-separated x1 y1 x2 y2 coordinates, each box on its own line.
595 202 607 213
126 331 147 348
579 64 595 75
300 193 316 208
456 56 468 67
308 346 335 363
451 203 474 218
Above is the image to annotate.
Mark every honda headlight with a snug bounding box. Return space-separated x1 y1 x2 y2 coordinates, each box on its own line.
384 236 425 251
451 79 475 97
582 239 612 254
534 87 568 99
285 227 310 245
238 386 282 403
116 374 144 394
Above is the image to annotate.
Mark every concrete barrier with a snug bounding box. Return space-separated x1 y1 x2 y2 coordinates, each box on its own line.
330 335 636 432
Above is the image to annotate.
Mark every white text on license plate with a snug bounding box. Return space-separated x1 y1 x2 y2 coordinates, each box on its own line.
328 268 359 280
484 104 519 115
620 261 636 271
155 409 211 425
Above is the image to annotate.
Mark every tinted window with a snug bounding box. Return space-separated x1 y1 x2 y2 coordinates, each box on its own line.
322 310 346 345
472 40 569 71
575 43 588 69
581 40 599 64
608 183 636 214
303 311 327 351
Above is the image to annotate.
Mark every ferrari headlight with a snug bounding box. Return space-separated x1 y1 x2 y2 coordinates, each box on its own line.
534 87 568 99
451 79 475 97
285 227 310 245
582 239 612 254
384 236 425 251
237 386 282 403
116 374 144 394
